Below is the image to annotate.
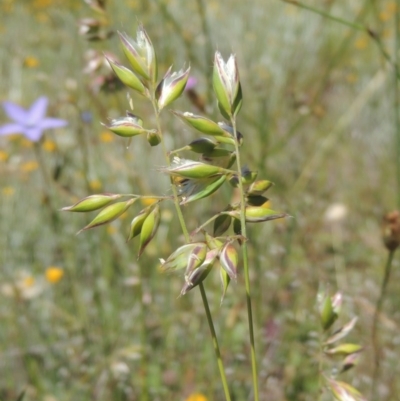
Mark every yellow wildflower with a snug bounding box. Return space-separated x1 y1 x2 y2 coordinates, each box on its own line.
45 267 64 283
141 198 158 206
23 276 35 288
185 394 208 401
7 134 21 141
382 28 392 39
354 36 368 50
261 200 272 209
313 104 326 118
21 138 33 148
107 225 117 235
100 131 114 143
0 150 9 162
379 11 391 22
89 179 102 191
127 0 139 9
387 2 397 13
42 139 57 152
2 187 15 196
36 12 49 23
33 0 53 8
120 211 129 220
24 56 40 68
21 161 39 173
2 0 13 13
346 73 358 84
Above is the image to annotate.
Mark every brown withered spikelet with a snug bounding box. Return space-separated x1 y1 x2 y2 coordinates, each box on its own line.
382 210 400 251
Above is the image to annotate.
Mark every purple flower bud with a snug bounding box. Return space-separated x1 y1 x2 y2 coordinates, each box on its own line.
185 76 198 91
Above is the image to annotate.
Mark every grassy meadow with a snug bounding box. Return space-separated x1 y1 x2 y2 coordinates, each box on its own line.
0 0 400 400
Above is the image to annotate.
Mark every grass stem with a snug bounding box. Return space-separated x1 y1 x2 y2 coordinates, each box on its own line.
371 249 395 400
152 99 232 401
231 118 260 401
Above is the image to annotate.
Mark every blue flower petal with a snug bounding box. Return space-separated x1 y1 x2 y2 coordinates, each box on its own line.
39 117 68 130
28 96 49 125
24 127 44 142
0 122 24 136
2 102 28 124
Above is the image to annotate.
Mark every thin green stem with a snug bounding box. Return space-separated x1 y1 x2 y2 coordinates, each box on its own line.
280 0 365 31
395 0 400 208
371 249 395 400
33 142 59 230
317 327 325 401
193 212 228 235
270 0 372 156
198 281 232 401
195 0 214 105
231 118 259 401
279 0 400 80
119 194 171 200
151 99 232 401
151 102 190 240
137 263 149 401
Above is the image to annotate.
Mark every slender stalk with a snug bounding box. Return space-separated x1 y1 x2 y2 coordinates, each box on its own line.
279 0 400 80
317 327 325 401
231 118 260 401
395 0 400 208
371 249 395 400
270 0 372 156
137 263 149 401
280 0 365 31
33 142 53 203
195 0 214 106
193 212 228 235
119 194 171 200
151 99 232 401
33 142 59 230
198 281 232 400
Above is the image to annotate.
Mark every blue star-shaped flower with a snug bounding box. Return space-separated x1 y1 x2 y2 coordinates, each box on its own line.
0 96 67 142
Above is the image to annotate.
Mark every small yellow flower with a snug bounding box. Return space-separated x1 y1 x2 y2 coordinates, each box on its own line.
141 198 158 206
21 138 33 148
185 394 208 401
387 2 397 13
2 186 15 196
21 161 39 173
379 10 391 22
313 104 326 118
346 73 358 84
42 139 57 152
24 56 40 68
107 225 117 235
0 150 9 162
89 179 102 191
8 134 21 141
382 28 392 39
23 276 35 288
33 0 53 8
120 211 129 220
45 267 64 283
354 36 368 50
261 200 272 209
2 0 13 13
36 12 49 22
127 0 139 9
100 131 115 143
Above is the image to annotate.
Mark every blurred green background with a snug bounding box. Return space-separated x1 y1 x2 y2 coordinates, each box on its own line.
0 0 399 400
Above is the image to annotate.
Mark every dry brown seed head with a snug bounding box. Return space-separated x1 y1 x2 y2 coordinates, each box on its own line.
382 210 400 251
